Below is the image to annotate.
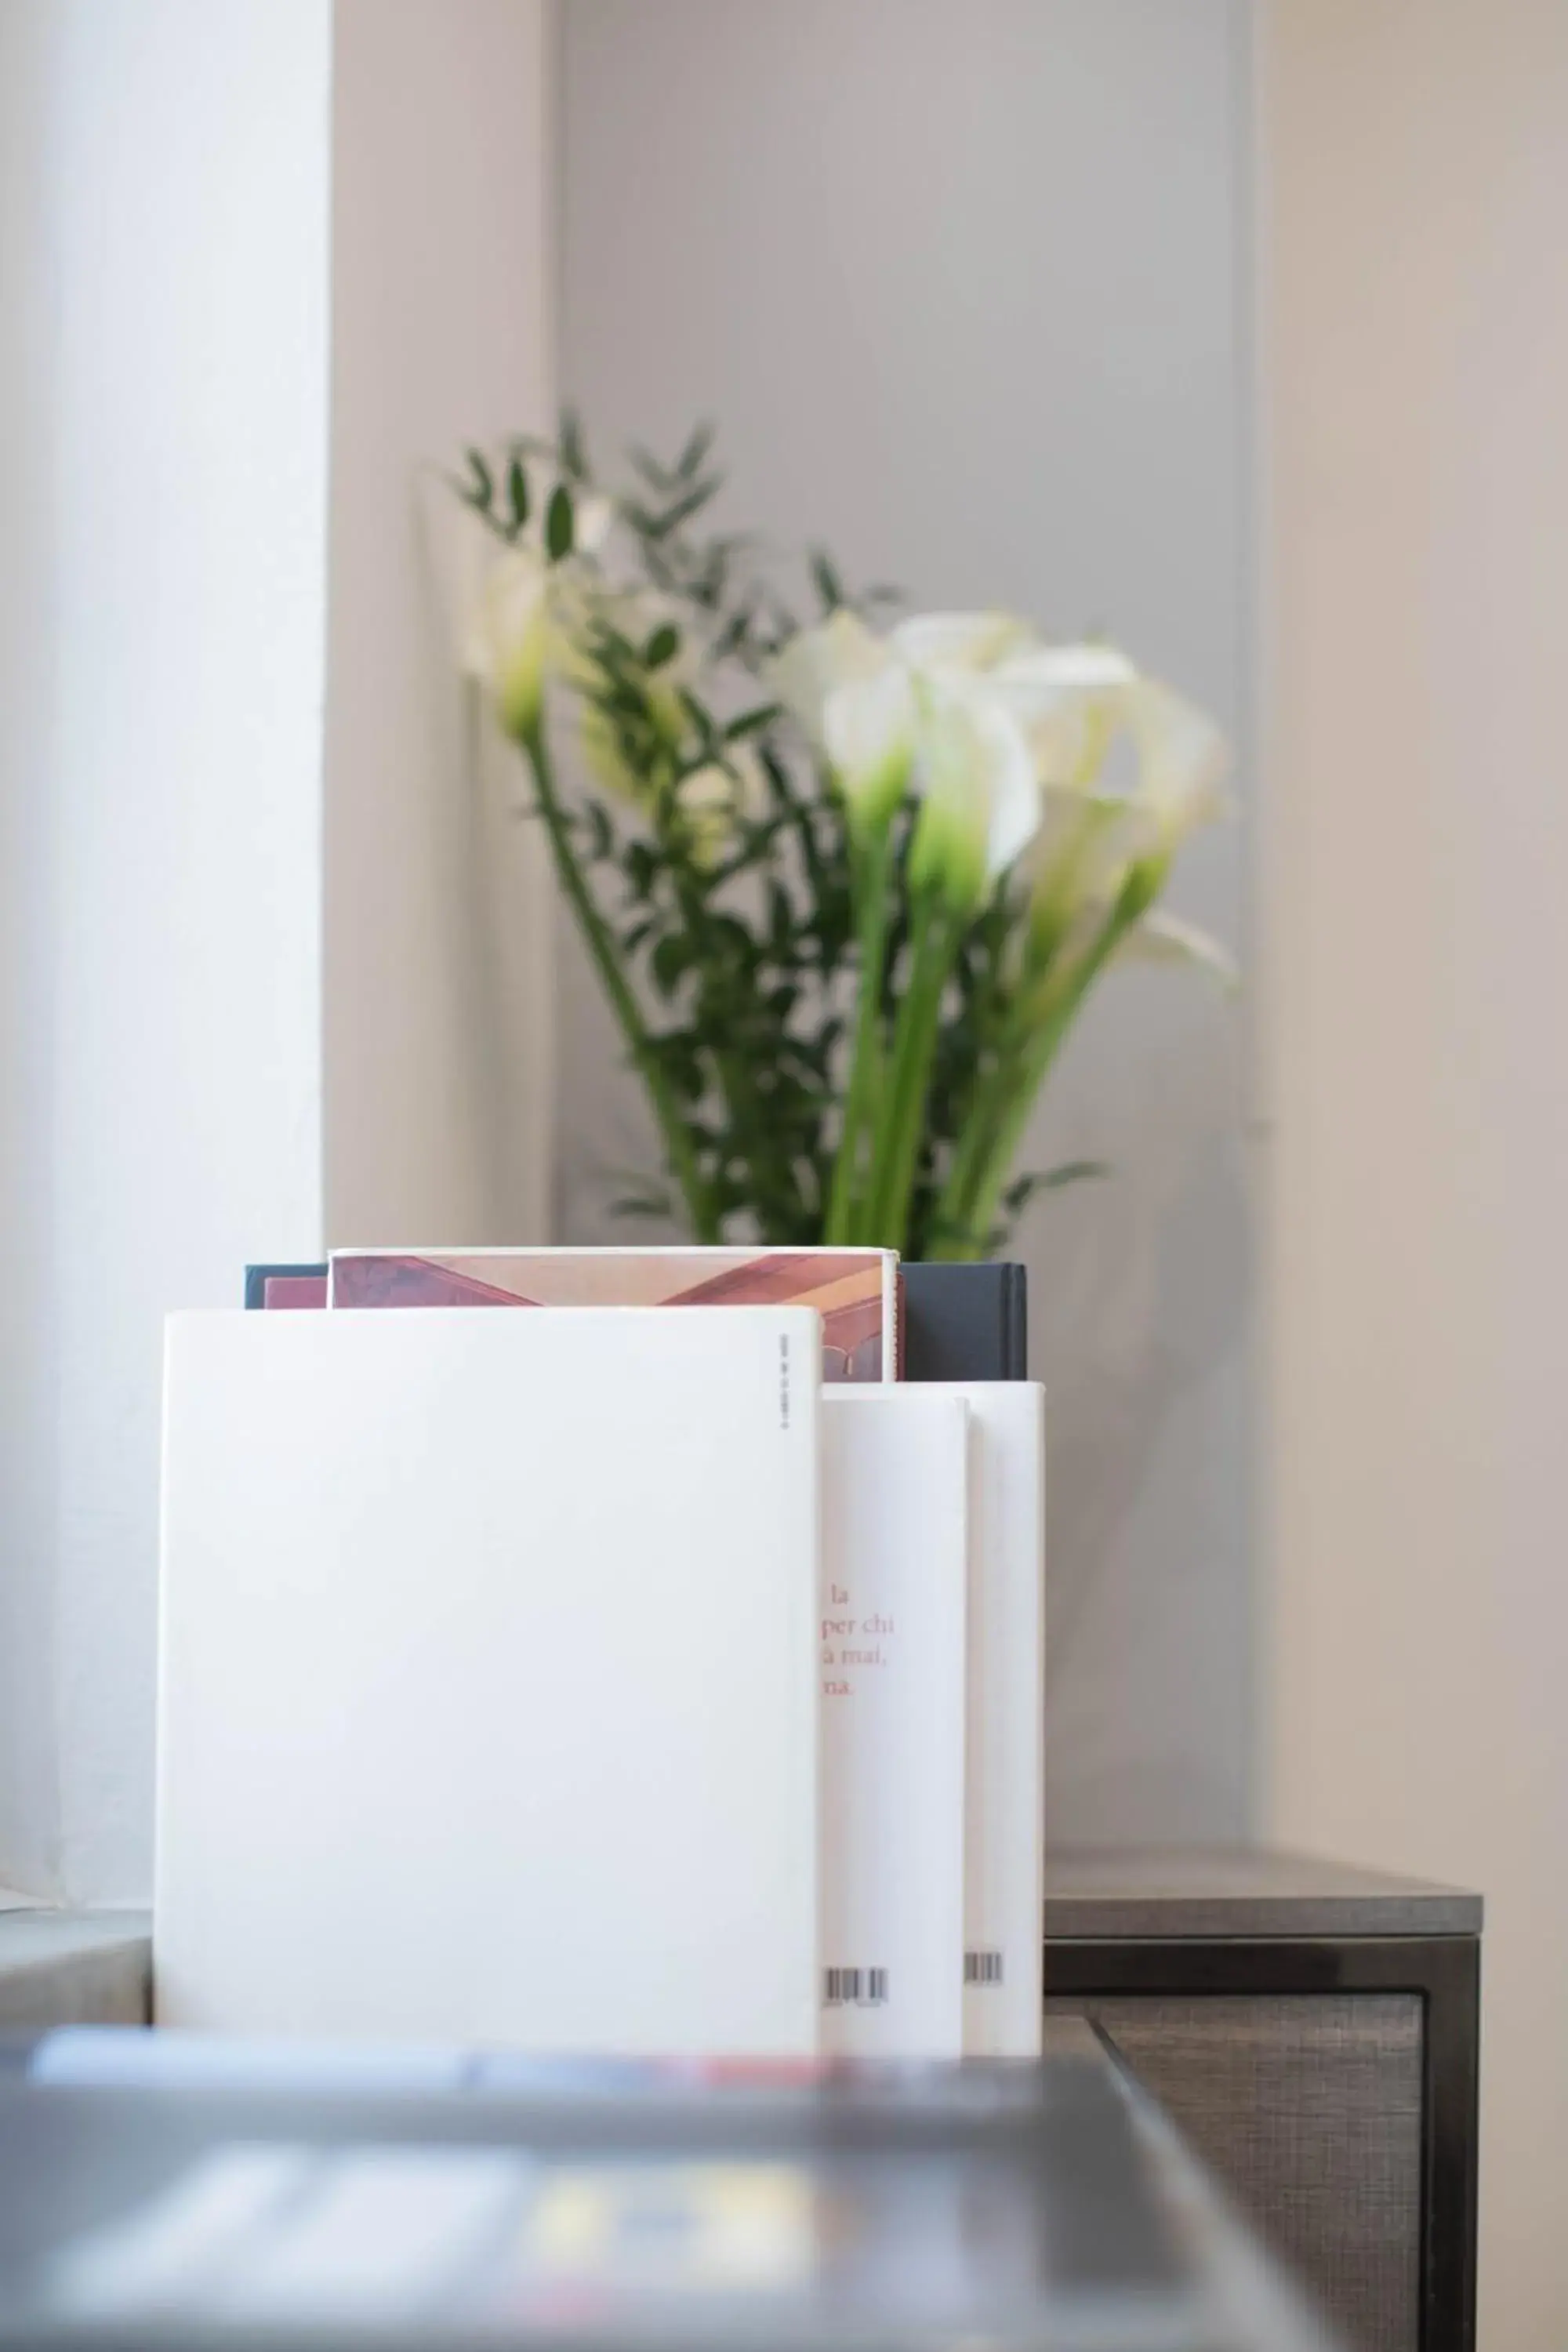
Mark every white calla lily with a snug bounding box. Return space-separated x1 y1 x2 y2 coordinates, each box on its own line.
1116 909 1239 990
440 454 622 746
771 611 915 829
890 609 1036 674
771 608 888 753
1122 675 1230 853
992 654 1229 945
908 672 1041 912
466 546 551 739
989 642 1138 788
1022 784 1141 959
823 661 918 824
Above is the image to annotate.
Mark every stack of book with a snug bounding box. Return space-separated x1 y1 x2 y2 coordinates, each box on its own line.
157 1248 1044 2063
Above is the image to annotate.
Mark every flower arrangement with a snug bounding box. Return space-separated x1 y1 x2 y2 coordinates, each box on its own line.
450 419 1233 1260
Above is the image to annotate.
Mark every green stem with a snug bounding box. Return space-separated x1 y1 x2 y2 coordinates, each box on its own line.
862 888 957 1251
520 720 715 1239
936 907 1132 1258
663 819 763 1225
925 930 1025 1250
824 822 895 1244
931 1048 1022 1258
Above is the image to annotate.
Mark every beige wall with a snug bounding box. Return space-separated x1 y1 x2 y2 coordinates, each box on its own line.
325 0 555 1249
1261 4 1568 2344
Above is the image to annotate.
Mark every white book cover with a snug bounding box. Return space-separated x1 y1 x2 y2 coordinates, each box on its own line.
157 1307 821 2056
818 1390 968 2058
921 1383 1045 2057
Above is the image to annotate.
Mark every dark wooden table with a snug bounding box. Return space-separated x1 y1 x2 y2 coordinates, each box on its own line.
1045 1846 1481 2352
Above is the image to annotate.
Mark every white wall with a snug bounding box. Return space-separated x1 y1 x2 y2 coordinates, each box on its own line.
1 0 71 1898
1261 4 1568 2343
0 0 332 1902
557 0 1258 1841
0 0 554 1903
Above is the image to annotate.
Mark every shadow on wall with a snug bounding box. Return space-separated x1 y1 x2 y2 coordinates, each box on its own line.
1034 1068 1251 1843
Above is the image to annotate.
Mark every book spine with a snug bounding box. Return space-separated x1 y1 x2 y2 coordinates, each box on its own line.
1001 1263 1028 1378
818 1393 967 2060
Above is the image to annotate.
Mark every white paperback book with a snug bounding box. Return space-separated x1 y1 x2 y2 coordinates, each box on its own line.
818 1390 969 2059
158 1307 822 2055
922 1382 1046 2057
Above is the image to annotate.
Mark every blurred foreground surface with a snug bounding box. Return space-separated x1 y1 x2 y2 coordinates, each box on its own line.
0 2021 1333 2350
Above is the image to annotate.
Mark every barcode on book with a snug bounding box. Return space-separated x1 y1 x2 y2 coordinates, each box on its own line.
964 1949 1005 1987
823 1966 888 2008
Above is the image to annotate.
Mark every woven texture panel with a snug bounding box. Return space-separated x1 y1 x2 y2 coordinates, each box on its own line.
1048 1993 1422 2352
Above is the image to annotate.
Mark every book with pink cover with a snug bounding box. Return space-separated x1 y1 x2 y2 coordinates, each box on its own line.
328 1247 900 1383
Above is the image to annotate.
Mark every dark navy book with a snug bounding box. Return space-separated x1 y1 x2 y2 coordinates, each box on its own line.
900 1262 1027 1381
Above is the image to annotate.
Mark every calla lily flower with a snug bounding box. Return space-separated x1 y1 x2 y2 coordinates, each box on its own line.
771 609 880 752
774 608 1047 847
989 642 1139 788
444 461 617 744
1122 675 1230 854
994 650 1228 844
466 548 551 740
1116 909 1238 990
889 609 1036 676
1022 783 1140 961
772 611 915 831
998 656 1229 939
907 672 1041 913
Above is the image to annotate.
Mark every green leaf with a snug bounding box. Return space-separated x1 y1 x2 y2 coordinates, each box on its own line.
710 912 756 960
506 456 530 533
657 1038 706 1102
724 702 779 741
645 476 723 540
629 445 674 492
677 419 716 478
1000 1160 1111 1215
545 484 575 562
810 549 843 613
644 622 681 670
677 690 720 757
713 610 752 661
1038 1158 1111 1190
651 933 692 999
464 447 495 511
